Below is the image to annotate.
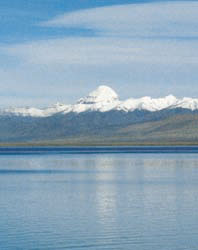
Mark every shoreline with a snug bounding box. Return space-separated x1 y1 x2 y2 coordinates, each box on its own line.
0 141 198 147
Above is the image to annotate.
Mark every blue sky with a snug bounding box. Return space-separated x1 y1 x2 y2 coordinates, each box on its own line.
0 0 198 107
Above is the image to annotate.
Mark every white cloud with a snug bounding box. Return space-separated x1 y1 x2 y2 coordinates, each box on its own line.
3 38 140 65
1 1 198 106
42 2 198 38
3 37 198 66
2 1 198 67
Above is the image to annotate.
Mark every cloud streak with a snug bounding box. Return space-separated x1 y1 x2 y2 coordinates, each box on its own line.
2 1 198 67
42 2 198 38
3 37 198 66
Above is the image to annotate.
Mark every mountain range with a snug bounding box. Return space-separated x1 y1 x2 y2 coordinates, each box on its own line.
0 85 198 145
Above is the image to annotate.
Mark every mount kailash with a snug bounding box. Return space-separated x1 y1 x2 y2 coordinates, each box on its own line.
0 85 198 143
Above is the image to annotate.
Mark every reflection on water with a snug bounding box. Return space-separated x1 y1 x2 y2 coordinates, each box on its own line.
0 153 198 249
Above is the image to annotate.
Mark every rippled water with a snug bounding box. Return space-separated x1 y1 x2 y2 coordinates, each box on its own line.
0 149 198 249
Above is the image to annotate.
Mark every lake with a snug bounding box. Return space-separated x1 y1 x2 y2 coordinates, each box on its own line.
0 147 198 250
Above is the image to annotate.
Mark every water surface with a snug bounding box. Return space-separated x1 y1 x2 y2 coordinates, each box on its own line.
0 148 198 249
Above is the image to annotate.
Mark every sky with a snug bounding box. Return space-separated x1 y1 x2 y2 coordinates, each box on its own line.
0 0 198 107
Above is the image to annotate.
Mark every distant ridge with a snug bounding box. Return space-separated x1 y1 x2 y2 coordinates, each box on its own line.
1 85 198 117
0 85 198 144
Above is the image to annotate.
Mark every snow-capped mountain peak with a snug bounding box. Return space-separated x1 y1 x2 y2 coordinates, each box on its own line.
1 85 198 117
77 85 119 104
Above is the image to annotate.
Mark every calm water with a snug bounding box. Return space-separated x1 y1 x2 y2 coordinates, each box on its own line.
0 147 198 250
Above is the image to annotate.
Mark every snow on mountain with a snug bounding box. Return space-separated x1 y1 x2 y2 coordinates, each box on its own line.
70 85 120 113
175 97 198 111
1 85 198 117
78 85 119 104
2 103 70 117
118 95 179 112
